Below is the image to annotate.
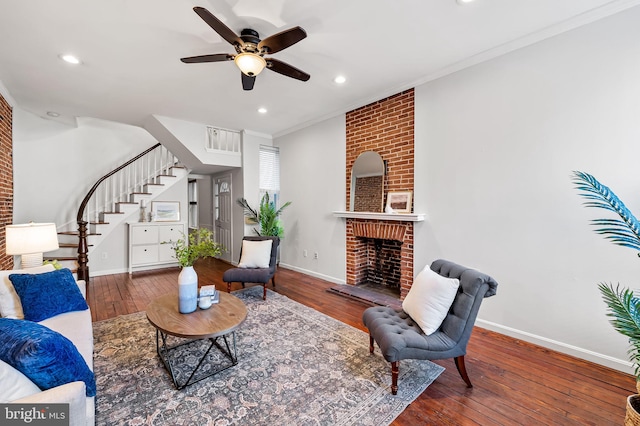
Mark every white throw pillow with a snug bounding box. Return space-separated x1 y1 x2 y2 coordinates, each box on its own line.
402 266 460 336
0 264 56 319
238 240 273 268
0 360 41 402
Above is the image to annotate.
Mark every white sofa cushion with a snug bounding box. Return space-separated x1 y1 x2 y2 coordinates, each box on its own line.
0 264 55 319
0 359 41 402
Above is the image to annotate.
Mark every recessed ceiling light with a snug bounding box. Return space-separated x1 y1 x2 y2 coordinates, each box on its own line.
258 107 267 114
456 0 475 4
334 75 346 84
59 54 81 65
46 111 60 117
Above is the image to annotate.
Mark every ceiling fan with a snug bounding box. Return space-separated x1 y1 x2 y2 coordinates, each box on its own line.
181 6 311 91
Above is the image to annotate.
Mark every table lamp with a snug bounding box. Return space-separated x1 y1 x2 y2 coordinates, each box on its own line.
5 222 60 269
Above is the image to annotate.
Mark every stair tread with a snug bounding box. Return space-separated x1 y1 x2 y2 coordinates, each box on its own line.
43 256 77 261
116 202 137 205
131 192 152 195
102 212 125 214
144 183 164 186
58 243 93 248
89 222 109 225
157 174 176 178
58 231 101 236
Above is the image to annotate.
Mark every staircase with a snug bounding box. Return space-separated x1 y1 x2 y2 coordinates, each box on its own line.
45 144 188 279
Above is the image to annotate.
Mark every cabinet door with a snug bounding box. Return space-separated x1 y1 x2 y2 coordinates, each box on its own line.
131 245 158 265
158 242 177 262
132 226 159 245
159 224 184 243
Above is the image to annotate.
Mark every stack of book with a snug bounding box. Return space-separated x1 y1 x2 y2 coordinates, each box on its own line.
199 285 219 304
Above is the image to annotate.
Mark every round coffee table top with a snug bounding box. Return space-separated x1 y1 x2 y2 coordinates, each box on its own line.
146 291 247 339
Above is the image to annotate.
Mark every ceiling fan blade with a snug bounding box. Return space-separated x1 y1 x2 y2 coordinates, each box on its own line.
193 7 243 48
258 26 307 54
242 73 256 91
266 58 310 82
180 54 233 64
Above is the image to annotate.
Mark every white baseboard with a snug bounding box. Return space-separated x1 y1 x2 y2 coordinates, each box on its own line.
277 263 345 285
476 319 633 375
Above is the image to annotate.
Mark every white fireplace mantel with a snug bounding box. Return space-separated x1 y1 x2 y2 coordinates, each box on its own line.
332 211 425 222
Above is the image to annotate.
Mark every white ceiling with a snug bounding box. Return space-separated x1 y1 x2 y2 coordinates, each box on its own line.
1 0 638 137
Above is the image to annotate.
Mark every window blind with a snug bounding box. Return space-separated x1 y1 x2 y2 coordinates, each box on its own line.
259 145 280 192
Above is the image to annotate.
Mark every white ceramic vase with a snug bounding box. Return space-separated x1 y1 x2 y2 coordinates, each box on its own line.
178 266 198 314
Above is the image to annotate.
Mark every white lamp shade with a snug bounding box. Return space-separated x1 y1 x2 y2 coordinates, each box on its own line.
5 223 60 255
234 53 266 76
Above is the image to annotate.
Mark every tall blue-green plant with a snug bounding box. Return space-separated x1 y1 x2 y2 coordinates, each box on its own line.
573 170 640 383
572 171 640 253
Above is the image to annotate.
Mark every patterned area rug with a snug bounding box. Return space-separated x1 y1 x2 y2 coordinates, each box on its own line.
93 287 444 425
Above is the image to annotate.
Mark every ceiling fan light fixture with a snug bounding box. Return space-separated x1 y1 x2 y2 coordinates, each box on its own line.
234 52 266 77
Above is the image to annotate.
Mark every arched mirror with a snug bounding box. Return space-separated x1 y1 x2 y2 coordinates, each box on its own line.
350 151 385 212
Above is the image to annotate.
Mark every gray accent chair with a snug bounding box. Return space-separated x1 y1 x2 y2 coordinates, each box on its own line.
222 236 280 300
362 259 498 395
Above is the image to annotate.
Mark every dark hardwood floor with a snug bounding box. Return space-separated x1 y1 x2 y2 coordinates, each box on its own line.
88 258 635 425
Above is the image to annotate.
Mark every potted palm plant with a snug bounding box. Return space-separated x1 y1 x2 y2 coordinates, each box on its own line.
236 193 292 237
572 171 640 423
171 228 224 314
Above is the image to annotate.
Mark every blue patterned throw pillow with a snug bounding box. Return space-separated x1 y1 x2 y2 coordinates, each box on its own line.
9 268 88 322
0 318 96 397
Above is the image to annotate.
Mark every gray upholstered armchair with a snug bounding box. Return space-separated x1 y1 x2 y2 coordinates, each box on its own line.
362 259 498 395
222 236 279 300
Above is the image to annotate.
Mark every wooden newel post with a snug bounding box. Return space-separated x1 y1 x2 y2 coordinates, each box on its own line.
77 220 89 281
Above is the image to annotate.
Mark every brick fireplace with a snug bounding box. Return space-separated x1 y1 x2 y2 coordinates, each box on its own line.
346 219 414 299
341 89 416 301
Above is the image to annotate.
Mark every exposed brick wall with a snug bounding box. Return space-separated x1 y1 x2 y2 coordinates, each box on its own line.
353 176 383 212
344 89 415 299
346 89 414 210
0 94 13 269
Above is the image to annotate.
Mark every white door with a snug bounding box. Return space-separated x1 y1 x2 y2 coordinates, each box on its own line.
215 175 232 263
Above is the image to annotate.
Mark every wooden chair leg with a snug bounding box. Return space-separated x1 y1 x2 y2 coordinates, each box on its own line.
271 276 276 291
369 335 375 353
454 355 473 388
391 361 399 395
263 284 267 300
227 282 231 293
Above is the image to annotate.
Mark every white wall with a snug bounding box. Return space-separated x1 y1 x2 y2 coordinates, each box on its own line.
13 110 157 228
416 5 640 372
277 7 640 373
275 115 347 283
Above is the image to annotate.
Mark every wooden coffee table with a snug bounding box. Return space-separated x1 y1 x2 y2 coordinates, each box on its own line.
146 291 247 390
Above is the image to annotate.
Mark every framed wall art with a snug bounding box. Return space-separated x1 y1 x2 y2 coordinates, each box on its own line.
151 201 180 222
385 191 412 213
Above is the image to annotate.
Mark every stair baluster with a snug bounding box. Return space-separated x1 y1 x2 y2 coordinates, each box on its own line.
75 143 180 281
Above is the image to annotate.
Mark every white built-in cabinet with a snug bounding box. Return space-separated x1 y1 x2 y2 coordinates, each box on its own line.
128 222 186 274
